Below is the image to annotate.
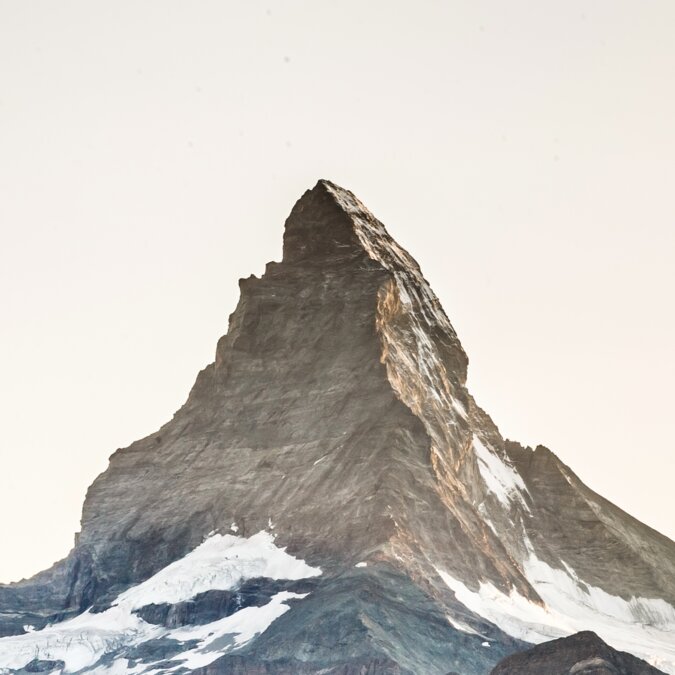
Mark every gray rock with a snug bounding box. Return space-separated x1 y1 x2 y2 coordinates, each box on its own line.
490 631 664 674
21 661 65 674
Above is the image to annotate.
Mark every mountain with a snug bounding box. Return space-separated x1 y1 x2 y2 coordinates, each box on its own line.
0 179 673 674
490 631 664 675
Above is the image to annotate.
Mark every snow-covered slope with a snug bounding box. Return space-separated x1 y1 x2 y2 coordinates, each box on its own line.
0 531 320 673
437 540 675 672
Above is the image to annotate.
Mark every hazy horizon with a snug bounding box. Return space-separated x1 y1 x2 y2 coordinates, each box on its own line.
1 0 674 583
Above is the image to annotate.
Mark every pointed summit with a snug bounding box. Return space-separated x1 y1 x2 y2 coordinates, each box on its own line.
281 178 408 268
282 180 368 264
284 178 469 379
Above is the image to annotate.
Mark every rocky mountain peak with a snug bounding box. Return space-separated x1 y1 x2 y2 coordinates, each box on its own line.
281 179 469 381
281 180 368 265
0 180 673 674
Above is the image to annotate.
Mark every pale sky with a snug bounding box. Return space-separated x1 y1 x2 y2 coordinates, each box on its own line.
1 1 673 582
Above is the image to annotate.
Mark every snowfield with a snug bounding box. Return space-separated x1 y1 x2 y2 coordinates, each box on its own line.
437 543 675 674
0 531 321 673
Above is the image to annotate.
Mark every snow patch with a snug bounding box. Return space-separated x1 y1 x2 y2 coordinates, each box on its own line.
117 531 318 610
162 592 306 670
436 553 675 674
0 532 321 673
451 398 468 419
473 436 529 510
354 562 368 568
446 615 481 636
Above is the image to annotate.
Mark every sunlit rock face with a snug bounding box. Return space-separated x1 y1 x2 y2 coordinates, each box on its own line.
0 180 674 674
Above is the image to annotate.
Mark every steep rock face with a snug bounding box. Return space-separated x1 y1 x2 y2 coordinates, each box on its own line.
0 180 674 674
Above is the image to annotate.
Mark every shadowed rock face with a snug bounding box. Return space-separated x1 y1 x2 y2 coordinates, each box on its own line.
490 631 665 675
0 180 674 674
133 578 319 628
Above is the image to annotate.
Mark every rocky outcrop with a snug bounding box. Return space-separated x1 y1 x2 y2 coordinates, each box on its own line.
490 631 665 674
0 180 673 674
